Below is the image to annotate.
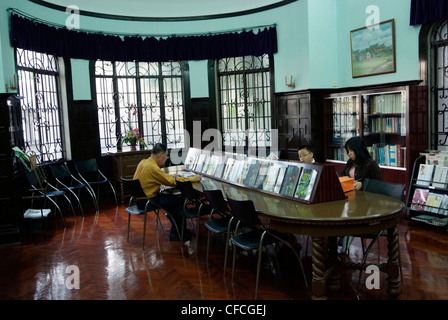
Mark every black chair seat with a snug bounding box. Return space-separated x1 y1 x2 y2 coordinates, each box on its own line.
231 230 277 251
126 203 161 216
205 216 232 234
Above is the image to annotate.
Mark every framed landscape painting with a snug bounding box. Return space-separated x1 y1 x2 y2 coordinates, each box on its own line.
350 19 396 78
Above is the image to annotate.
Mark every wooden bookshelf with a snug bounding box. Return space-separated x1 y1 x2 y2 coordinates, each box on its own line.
323 84 428 188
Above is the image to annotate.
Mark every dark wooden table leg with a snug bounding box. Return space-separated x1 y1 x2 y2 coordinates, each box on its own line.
327 236 341 292
386 226 401 297
311 236 327 300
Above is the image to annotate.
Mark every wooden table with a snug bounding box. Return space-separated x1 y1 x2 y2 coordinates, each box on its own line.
165 166 404 300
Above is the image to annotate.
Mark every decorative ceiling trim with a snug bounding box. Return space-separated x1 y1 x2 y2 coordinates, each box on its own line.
28 0 298 21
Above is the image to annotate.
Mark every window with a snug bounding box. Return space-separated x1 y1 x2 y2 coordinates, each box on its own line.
16 48 64 162
94 60 185 153
217 55 272 153
431 19 448 150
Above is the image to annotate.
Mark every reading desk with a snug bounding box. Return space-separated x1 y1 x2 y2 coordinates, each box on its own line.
166 166 404 300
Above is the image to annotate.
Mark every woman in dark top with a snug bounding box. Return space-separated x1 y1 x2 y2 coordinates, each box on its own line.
340 136 382 191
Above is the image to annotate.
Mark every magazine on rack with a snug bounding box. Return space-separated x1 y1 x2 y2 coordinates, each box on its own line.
279 165 302 197
294 168 318 201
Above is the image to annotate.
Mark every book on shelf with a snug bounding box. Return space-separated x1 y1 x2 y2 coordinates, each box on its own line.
185 155 198 170
214 156 227 179
416 164 435 186
222 157 235 181
200 155 211 174
424 152 448 167
439 194 448 216
253 161 270 189
425 192 444 213
228 159 244 183
410 188 429 211
244 160 261 187
205 155 219 176
279 165 302 197
236 161 250 184
262 163 280 192
273 165 288 193
294 168 318 201
431 166 448 189
195 153 207 172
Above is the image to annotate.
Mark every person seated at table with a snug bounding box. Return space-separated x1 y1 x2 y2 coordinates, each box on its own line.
134 143 202 241
298 144 316 164
339 136 382 191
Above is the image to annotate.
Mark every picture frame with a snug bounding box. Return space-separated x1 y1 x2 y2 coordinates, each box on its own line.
350 19 396 78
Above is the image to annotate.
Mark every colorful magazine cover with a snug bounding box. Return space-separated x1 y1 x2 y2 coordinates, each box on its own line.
279 165 301 197
294 168 318 201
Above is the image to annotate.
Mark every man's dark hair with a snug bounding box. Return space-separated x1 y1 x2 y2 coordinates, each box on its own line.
299 145 313 153
152 143 167 155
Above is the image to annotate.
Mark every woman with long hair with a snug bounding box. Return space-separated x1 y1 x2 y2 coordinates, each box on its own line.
339 136 382 191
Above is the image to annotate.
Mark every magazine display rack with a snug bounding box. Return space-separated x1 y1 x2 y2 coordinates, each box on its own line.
183 147 346 204
406 153 448 230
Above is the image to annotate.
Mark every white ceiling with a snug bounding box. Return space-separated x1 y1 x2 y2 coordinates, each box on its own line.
39 0 290 19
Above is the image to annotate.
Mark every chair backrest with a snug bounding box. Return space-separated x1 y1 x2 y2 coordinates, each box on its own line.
227 197 262 226
363 178 406 201
176 180 199 199
49 162 72 180
74 158 99 174
203 189 229 214
121 178 148 199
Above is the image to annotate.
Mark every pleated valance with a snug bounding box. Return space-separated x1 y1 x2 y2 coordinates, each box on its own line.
410 0 448 25
9 13 278 62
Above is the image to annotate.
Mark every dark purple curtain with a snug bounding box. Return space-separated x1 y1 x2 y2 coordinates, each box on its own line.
9 14 277 61
410 0 448 25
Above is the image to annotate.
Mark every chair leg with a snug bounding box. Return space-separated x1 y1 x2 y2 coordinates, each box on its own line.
231 242 237 282
154 210 165 235
127 213 131 242
223 218 235 276
142 212 147 249
206 230 211 263
254 242 264 300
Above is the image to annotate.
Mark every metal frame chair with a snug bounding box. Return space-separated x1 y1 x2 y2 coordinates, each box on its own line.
202 188 235 264
74 158 118 211
175 180 210 242
49 162 98 216
23 155 77 228
226 197 308 299
121 178 168 249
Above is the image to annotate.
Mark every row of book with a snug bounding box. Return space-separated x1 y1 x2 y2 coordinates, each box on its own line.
366 144 404 167
415 163 448 189
410 188 448 216
368 116 403 134
364 93 404 114
186 153 319 201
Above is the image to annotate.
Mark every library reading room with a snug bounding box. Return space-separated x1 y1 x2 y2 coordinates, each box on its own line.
1 0 448 309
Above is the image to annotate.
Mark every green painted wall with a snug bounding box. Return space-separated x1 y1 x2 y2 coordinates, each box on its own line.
0 0 422 97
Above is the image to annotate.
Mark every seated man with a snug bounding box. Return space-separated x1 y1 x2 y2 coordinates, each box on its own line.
134 143 201 241
298 144 316 164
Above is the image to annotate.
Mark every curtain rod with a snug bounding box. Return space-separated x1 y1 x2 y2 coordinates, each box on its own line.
8 8 276 38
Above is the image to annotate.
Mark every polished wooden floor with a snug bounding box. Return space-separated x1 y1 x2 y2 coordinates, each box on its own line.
1 200 448 301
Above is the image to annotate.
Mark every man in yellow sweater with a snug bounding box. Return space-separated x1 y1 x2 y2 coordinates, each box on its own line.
134 143 201 241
